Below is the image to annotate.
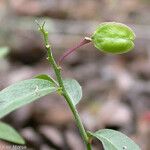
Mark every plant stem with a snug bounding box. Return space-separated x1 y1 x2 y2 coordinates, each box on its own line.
58 37 91 65
39 24 92 150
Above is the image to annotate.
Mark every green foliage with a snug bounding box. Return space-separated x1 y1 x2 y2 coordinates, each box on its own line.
35 74 58 85
0 47 9 59
0 122 25 144
35 76 82 106
63 79 82 106
91 22 135 54
88 129 141 150
0 79 57 118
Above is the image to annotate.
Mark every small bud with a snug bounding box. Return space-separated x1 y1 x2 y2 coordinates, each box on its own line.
45 31 49 35
46 44 50 48
91 22 135 54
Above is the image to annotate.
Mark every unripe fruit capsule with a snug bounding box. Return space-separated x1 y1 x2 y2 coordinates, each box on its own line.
91 22 135 54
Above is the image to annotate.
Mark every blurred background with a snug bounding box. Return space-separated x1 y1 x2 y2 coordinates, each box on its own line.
0 0 150 150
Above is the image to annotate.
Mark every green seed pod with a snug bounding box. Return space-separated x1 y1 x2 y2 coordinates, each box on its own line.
91 22 135 54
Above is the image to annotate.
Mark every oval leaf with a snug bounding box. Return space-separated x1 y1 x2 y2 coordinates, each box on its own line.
63 79 82 106
0 122 25 144
0 79 57 118
88 129 141 150
35 74 58 85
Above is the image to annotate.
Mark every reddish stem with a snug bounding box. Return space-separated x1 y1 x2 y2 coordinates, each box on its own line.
58 38 91 65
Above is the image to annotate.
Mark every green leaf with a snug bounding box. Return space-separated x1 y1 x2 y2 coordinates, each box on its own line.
88 129 141 150
0 79 57 118
35 74 58 85
0 47 10 59
63 79 82 106
0 122 25 144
